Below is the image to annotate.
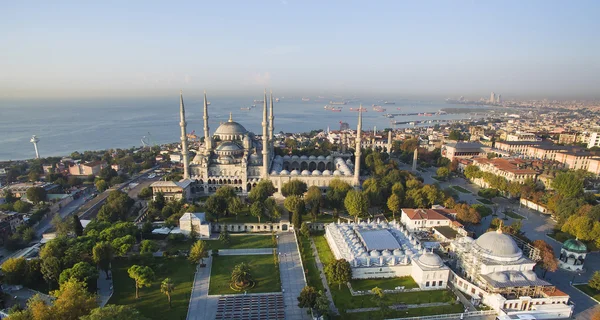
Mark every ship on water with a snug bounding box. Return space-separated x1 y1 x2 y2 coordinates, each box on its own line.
329 101 346 105
384 101 396 104
372 104 386 112
253 99 264 103
349 107 367 112
301 97 310 102
275 98 280 102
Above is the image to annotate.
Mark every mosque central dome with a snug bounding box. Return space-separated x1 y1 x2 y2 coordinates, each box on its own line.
214 113 248 138
473 229 522 260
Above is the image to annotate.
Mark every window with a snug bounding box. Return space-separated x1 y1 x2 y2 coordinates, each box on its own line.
439 281 443 287
431 281 436 287
425 282 429 287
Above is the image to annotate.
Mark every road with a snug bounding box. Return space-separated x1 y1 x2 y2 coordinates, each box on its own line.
35 194 90 237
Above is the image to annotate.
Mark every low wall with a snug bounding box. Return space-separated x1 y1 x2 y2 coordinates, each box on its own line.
520 198 550 215
352 265 412 279
212 222 290 233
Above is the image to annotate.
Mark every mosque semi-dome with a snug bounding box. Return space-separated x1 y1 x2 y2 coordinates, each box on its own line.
473 229 522 260
418 252 444 268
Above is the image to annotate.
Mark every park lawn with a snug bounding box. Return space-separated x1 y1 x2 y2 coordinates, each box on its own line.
451 186 471 194
206 234 275 250
503 210 525 220
341 303 464 320
302 213 337 223
299 235 325 291
350 276 418 291
312 235 454 311
108 257 195 320
208 254 281 295
477 198 494 205
575 284 600 302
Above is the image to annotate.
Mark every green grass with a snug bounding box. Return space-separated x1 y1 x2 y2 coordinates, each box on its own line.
451 185 471 194
472 204 492 218
214 214 262 223
206 234 275 250
108 257 195 320
575 284 600 302
503 210 525 220
477 198 494 205
312 235 454 311
208 254 281 295
298 235 325 291
302 213 337 223
341 304 464 320
350 276 418 291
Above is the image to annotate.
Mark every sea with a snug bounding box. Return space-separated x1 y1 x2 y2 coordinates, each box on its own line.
0 96 478 161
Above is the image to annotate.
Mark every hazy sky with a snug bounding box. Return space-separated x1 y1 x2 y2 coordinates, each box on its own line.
1 1 599 99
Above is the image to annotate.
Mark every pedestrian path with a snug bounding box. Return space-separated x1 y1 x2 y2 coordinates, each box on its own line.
346 301 451 313
278 232 311 320
187 255 218 320
310 238 340 316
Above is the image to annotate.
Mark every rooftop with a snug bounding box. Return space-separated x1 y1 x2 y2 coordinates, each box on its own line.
402 208 454 221
357 229 401 251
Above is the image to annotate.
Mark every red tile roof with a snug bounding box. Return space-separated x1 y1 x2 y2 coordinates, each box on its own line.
402 208 454 220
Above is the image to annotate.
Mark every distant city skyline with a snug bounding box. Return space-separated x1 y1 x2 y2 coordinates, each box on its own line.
1 1 599 99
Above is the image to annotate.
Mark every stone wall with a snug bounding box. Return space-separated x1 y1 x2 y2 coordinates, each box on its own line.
520 198 550 214
211 222 290 233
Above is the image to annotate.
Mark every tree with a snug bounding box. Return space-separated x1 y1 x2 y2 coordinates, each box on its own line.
464 165 482 180
2 257 28 285
533 240 558 278
128 265 155 299
189 240 209 265
305 186 323 219
111 235 135 256
300 222 311 238
387 193 402 220
297 286 319 310
448 130 462 141
59 262 99 292
561 215 595 241
325 179 352 209
205 194 227 222
344 190 368 222
552 171 584 198
161 278 176 309
22 226 35 243
26 186 47 204
284 195 303 215
231 262 253 287
93 242 113 279
248 180 275 203
49 279 97 320
219 228 231 246
282 180 308 197
51 213 71 236
246 201 262 223
41 256 62 289
455 203 481 225
13 200 32 213
95 179 109 192
264 197 282 221
81 305 147 320
228 197 244 220
325 259 352 290
138 187 153 200
28 170 40 182
436 167 450 180
72 214 84 237
4 189 16 203
589 271 600 290
140 240 158 254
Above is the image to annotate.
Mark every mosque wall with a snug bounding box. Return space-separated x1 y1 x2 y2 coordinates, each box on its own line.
412 267 450 290
352 265 412 279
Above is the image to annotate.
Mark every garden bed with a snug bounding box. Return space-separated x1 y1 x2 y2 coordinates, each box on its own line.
451 186 471 194
208 254 281 295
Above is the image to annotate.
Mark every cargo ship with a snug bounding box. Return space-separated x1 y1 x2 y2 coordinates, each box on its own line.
372 105 386 112
384 101 396 104
253 99 264 103
349 107 367 112
329 101 346 105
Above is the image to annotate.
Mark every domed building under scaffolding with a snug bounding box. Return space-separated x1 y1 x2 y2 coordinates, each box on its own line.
449 228 573 318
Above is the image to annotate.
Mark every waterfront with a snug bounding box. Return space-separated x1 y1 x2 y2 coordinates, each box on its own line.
0 96 482 161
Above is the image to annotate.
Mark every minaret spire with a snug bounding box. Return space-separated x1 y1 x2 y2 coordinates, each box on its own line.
179 90 190 179
387 130 392 155
262 89 269 179
269 90 274 146
353 106 363 187
203 90 211 154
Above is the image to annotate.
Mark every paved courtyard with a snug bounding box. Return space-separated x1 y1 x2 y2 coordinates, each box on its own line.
278 232 311 320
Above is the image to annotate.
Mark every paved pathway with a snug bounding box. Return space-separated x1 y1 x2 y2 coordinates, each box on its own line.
346 301 451 313
218 248 274 256
278 232 311 320
310 238 340 316
97 270 113 307
187 255 219 320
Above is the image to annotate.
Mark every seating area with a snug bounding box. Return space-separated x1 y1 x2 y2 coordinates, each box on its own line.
215 294 285 320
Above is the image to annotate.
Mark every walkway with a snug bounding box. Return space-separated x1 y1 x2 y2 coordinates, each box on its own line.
310 238 340 316
97 270 113 307
218 248 274 256
346 301 451 313
278 232 311 320
187 254 219 320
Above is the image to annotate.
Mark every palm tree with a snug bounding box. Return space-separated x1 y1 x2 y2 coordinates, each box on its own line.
231 262 253 287
161 278 175 308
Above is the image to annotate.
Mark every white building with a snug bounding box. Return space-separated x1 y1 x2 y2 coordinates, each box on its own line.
400 208 455 232
587 131 600 149
506 132 538 142
179 212 211 239
324 219 450 289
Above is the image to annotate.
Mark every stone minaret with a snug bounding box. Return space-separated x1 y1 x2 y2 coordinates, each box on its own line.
262 90 269 178
269 90 274 148
353 106 363 187
412 146 418 172
179 91 190 179
203 90 211 154
387 130 392 154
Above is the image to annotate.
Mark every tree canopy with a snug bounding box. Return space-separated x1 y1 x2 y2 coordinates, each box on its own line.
281 180 308 197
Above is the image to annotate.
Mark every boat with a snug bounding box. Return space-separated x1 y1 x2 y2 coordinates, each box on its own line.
331 108 342 112
207 102 211 106
240 107 251 110
349 107 367 112
372 105 386 112
330 101 346 105
251 104 256 107
384 114 394 118
275 98 280 102
302 97 310 102
396 107 402 111
253 99 264 103
384 101 396 104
